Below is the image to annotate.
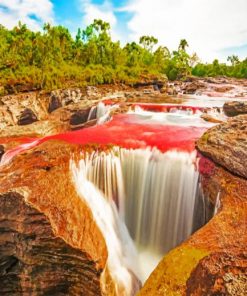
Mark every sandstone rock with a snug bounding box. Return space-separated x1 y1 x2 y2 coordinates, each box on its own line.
186 252 247 295
17 108 38 125
0 142 109 295
196 115 247 178
223 101 247 117
0 191 103 295
0 141 140 295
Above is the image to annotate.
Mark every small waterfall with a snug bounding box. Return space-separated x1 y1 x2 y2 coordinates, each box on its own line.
71 160 140 296
82 151 125 219
120 148 199 253
74 147 205 281
87 102 113 124
87 105 97 121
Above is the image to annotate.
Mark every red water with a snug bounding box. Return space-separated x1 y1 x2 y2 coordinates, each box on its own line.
1 113 209 166
132 103 205 113
103 99 206 113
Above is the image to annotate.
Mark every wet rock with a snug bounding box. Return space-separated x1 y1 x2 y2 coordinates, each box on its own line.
197 115 247 178
223 101 247 117
182 81 205 94
48 94 62 113
17 108 38 125
214 85 234 92
201 113 224 123
70 109 91 125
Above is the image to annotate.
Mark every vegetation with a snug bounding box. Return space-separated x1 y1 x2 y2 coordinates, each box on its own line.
0 20 246 92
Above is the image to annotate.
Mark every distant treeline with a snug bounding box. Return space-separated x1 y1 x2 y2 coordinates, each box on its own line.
0 20 246 92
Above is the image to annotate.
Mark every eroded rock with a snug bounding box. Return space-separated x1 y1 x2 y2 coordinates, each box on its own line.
196 115 247 178
0 140 140 295
0 191 102 295
223 101 247 117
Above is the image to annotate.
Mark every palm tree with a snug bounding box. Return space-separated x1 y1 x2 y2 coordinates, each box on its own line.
179 39 189 51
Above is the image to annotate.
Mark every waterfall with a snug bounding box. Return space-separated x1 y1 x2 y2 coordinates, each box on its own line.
71 160 141 296
120 148 199 253
82 151 125 219
87 105 97 121
73 147 203 281
87 102 114 124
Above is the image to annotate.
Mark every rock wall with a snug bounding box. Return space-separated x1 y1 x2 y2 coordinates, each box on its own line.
0 141 112 295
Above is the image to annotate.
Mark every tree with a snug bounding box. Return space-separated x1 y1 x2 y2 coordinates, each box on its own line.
227 55 240 66
139 35 158 52
178 39 189 51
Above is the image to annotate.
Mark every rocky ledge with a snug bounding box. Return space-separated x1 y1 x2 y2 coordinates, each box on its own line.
139 116 247 295
197 115 247 178
0 141 140 295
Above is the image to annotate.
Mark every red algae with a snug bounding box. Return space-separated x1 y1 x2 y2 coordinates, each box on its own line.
197 153 216 176
1 113 209 165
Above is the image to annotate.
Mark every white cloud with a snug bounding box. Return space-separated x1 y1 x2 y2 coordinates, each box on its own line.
0 0 54 31
80 0 120 41
122 0 247 61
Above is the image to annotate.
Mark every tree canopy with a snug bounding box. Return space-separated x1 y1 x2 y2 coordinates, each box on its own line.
0 20 246 93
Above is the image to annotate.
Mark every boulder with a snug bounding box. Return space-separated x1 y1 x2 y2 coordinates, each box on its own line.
223 101 247 117
197 115 247 178
17 108 38 125
70 108 91 125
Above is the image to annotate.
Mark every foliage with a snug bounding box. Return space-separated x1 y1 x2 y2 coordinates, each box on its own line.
192 58 247 78
0 20 246 93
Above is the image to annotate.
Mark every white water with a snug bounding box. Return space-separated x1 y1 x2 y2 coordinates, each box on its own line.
128 106 215 128
0 140 40 166
73 147 201 282
71 160 140 296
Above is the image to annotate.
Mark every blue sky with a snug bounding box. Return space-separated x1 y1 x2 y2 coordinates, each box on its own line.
0 0 247 62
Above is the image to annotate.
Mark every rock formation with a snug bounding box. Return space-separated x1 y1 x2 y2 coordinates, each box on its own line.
197 115 247 178
223 101 247 117
17 108 38 125
0 141 140 295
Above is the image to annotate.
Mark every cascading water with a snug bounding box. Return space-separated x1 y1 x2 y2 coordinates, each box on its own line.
1 102 218 286
75 146 205 281
71 160 141 296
